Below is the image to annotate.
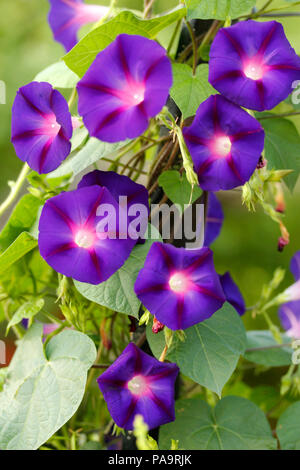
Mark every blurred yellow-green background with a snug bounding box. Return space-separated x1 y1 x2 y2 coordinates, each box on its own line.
0 0 300 332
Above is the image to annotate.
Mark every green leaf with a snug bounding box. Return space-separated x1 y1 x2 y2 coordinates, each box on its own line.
159 396 276 450
158 170 202 212
48 137 129 179
6 299 45 335
170 64 215 119
0 194 41 250
277 402 300 450
74 225 161 318
70 126 89 152
259 114 300 191
0 232 38 275
244 330 293 367
34 61 79 88
64 8 186 77
186 0 256 20
147 303 247 396
0 324 96 450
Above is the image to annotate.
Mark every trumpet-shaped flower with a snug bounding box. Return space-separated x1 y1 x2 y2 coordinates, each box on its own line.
279 252 300 338
134 242 225 330
219 272 246 316
77 34 172 142
204 193 224 246
78 170 149 238
97 343 179 430
11 82 73 174
183 95 265 191
38 185 136 284
209 20 300 111
48 0 108 52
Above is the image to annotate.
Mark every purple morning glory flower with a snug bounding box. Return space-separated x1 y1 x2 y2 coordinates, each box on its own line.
11 82 73 174
134 242 225 330
290 251 300 281
204 192 224 246
279 252 300 338
38 185 136 284
279 301 300 339
97 343 179 430
21 319 60 338
183 95 265 191
219 272 245 316
78 170 149 238
48 0 108 52
209 20 300 111
77 34 172 143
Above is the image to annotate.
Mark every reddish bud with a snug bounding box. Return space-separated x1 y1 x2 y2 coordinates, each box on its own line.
256 156 266 169
152 317 165 334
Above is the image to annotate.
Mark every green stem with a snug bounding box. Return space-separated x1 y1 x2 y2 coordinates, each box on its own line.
143 0 156 19
0 163 30 218
68 88 77 110
167 20 182 54
258 111 300 120
86 343 104 391
186 21 198 75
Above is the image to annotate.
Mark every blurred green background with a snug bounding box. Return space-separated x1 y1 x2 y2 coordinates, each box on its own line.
0 0 299 331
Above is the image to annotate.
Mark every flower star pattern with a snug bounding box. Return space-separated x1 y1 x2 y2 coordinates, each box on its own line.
11 82 73 174
134 242 225 330
38 186 136 284
97 343 179 430
183 95 265 191
209 20 300 111
77 34 173 142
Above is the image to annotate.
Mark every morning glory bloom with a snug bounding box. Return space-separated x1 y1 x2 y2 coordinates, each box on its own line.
279 252 300 303
204 193 224 247
279 301 300 339
209 20 300 111
183 95 265 191
38 185 136 284
22 319 60 337
134 242 225 330
11 82 73 174
290 251 300 281
48 0 108 52
97 343 179 430
78 170 149 239
278 252 300 338
77 34 172 142
219 272 246 316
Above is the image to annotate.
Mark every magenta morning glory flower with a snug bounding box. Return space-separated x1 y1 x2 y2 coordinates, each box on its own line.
77 34 172 143
209 20 300 111
134 242 225 330
204 193 224 246
11 82 73 174
97 343 179 430
183 95 265 191
219 272 245 316
38 185 136 284
279 252 300 338
78 170 149 239
48 0 109 52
